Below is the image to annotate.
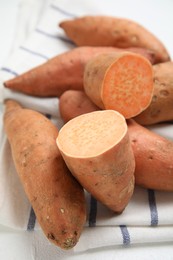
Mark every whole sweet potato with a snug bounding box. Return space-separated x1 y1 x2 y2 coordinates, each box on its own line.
3 100 86 249
128 119 173 191
59 90 100 123
4 46 156 97
59 16 170 63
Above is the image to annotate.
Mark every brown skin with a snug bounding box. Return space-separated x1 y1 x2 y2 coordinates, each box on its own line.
59 90 100 123
57 110 135 213
59 16 170 63
134 62 173 125
84 52 154 118
128 119 173 191
4 46 157 98
3 100 86 249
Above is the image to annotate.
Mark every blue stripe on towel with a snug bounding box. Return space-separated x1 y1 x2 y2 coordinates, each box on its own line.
120 225 130 245
19 46 49 60
35 28 74 44
50 4 77 18
89 195 97 227
27 207 36 231
0 67 18 76
148 189 158 226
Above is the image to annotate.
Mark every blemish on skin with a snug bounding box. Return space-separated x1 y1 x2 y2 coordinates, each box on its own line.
32 196 37 202
148 155 153 160
150 109 161 118
152 95 157 102
22 161 27 167
61 229 67 235
131 35 138 43
60 208 65 213
112 30 120 36
93 67 98 75
21 150 29 167
86 71 90 78
47 233 55 240
160 82 166 87
132 139 137 143
69 59 74 64
46 215 50 220
119 178 134 200
159 89 169 96
74 231 78 236
63 238 76 249
38 205 44 211
154 77 159 85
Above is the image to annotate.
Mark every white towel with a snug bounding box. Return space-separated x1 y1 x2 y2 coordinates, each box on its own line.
0 0 173 254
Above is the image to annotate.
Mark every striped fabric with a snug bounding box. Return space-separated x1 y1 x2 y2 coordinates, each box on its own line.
0 0 173 253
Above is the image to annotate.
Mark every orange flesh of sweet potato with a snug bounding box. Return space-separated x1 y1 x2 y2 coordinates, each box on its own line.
56 110 135 213
84 52 154 118
4 46 156 98
128 119 173 191
134 61 173 125
3 100 86 249
59 16 170 63
59 90 100 123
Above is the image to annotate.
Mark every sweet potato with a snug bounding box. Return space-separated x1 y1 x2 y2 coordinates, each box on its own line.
56 110 135 213
128 119 173 191
3 100 86 249
84 52 154 118
134 62 173 125
59 15 170 63
59 90 100 123
4 46 157 97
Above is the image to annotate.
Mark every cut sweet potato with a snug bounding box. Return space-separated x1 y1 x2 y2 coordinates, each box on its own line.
56 110 135 213
84 52 154 118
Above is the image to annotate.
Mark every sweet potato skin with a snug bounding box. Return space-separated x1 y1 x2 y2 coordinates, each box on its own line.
128 119 173 191
59 90 100 123
134 62 173 125
57 111 135 213
3 100 86 249
4 46 156 97
59 16 170 63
